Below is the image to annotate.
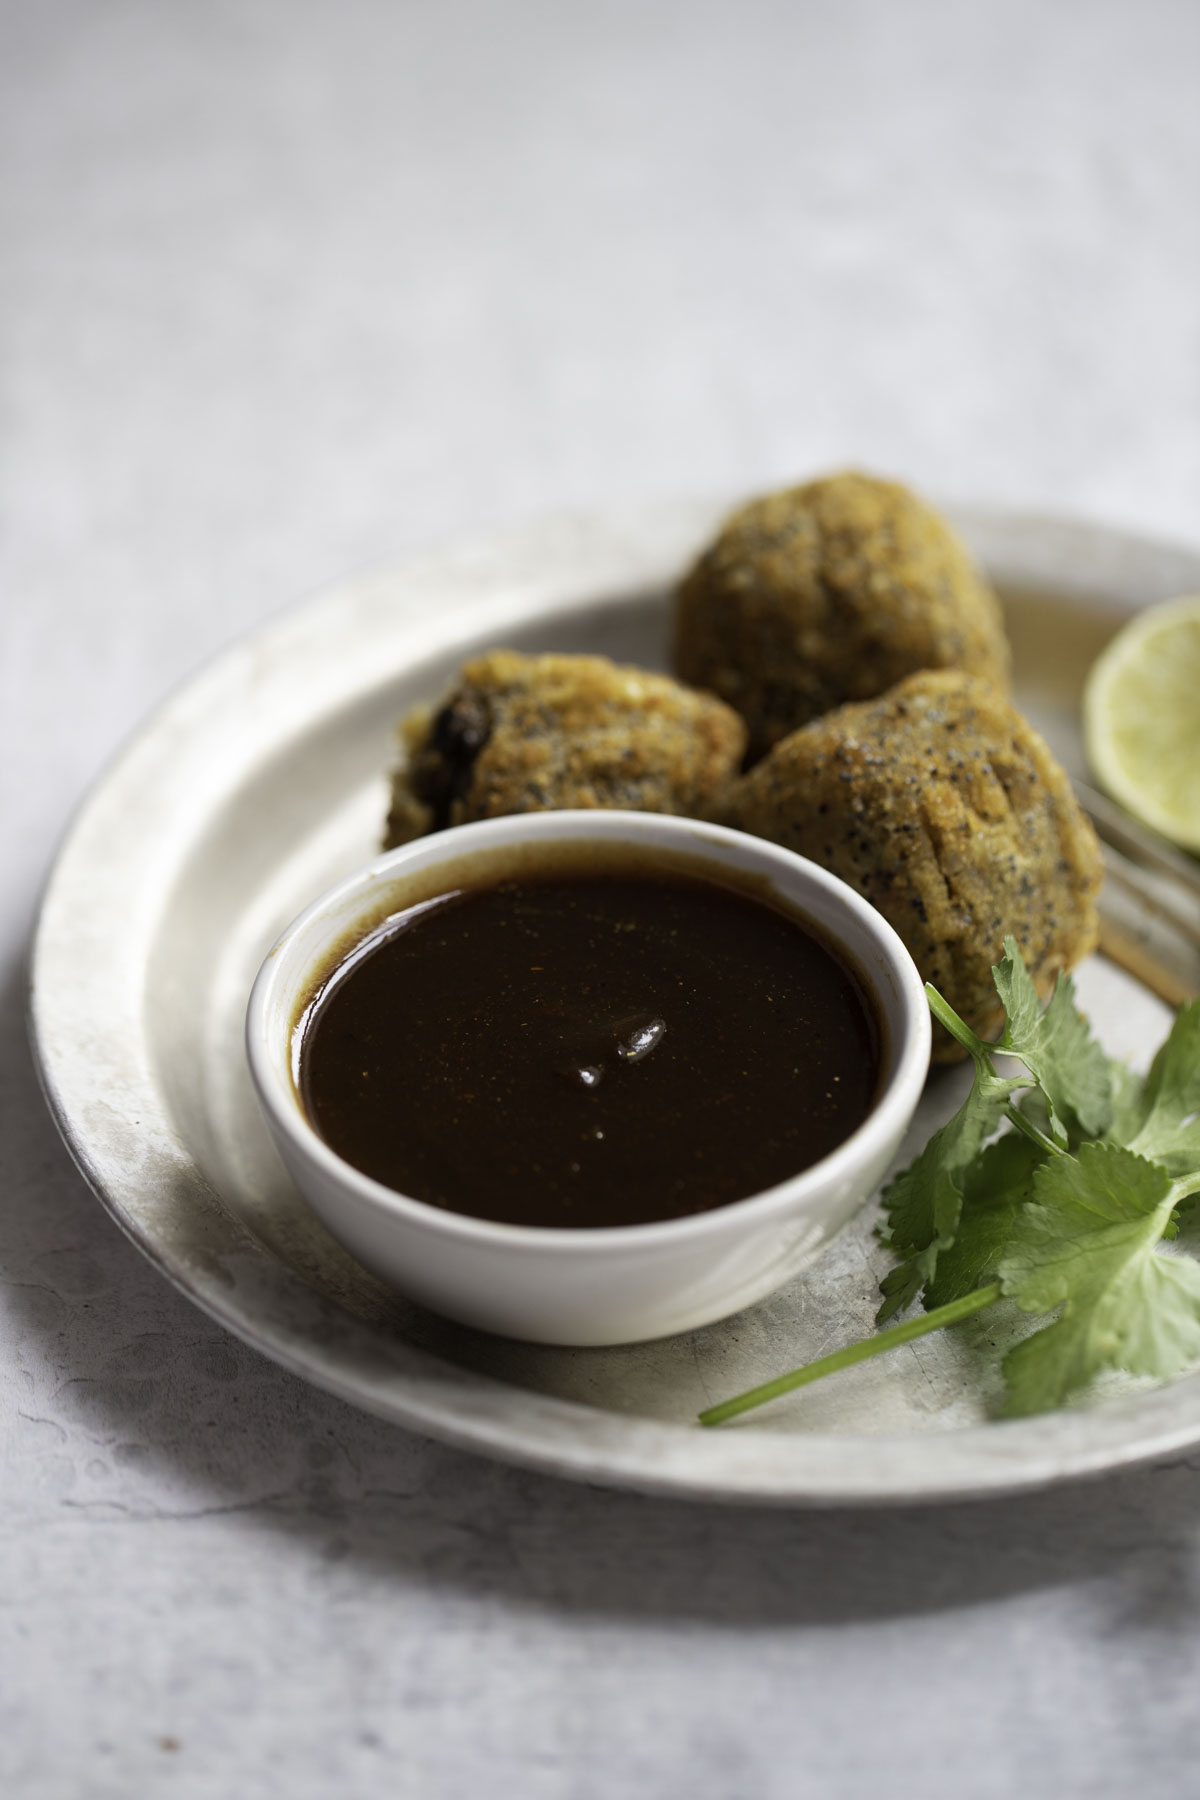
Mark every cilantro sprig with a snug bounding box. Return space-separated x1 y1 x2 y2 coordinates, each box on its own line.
699 941 1200 1427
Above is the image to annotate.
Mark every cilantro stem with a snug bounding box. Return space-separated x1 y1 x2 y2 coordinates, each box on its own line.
1003 1103 1064 1158
924 984 988 1059
697 1283 1003 1426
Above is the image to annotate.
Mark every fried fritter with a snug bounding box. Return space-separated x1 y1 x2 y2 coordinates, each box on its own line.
384 649 747 847
674 471 1010 761
722 671 1103 1057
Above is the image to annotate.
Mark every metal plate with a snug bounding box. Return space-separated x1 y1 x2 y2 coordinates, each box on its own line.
28 500 1200 1505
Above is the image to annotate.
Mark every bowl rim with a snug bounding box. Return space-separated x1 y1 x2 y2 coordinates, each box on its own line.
245 809 932 1255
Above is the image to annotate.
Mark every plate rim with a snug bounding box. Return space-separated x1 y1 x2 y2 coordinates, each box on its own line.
28 497 1200 1507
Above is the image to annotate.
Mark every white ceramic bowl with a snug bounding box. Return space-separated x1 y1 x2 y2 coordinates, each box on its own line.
246 811 931 1346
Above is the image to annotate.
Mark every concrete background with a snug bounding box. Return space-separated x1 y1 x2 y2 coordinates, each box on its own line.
4 2 1200 1794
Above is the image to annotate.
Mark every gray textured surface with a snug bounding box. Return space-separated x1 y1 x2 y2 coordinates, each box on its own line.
5 2 1200 1795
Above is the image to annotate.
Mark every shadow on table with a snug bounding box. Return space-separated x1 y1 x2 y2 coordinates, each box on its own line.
7 946 1200 1633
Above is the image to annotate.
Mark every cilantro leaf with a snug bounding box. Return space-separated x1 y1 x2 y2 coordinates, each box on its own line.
1117 1001 1200 1178
924 1131 1045 1309
878 943 1119 1323
877 1057 1023 1322
992 937 1112 1140
1106 1059 1148 1147
997 1142 1200 1414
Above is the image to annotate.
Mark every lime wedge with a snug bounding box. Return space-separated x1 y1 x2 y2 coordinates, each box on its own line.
1083 594 1200 855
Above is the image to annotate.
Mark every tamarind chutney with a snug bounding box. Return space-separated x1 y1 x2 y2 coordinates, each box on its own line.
297 866 881 1230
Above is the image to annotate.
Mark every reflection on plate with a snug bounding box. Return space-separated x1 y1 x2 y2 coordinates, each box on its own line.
28 501 1200 1504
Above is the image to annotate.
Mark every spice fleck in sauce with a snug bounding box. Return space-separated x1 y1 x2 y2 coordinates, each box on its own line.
298 871 881 1229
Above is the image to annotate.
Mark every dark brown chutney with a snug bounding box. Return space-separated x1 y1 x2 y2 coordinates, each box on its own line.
297 866 882 1230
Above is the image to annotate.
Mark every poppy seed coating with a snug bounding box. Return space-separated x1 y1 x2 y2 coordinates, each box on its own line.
674 472 1010 761
721 671 1103 1059
384 650 747 847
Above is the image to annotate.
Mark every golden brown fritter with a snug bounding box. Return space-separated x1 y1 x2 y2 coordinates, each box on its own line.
674 471 1010 761
722 671 1103 1058
384 649 747 847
